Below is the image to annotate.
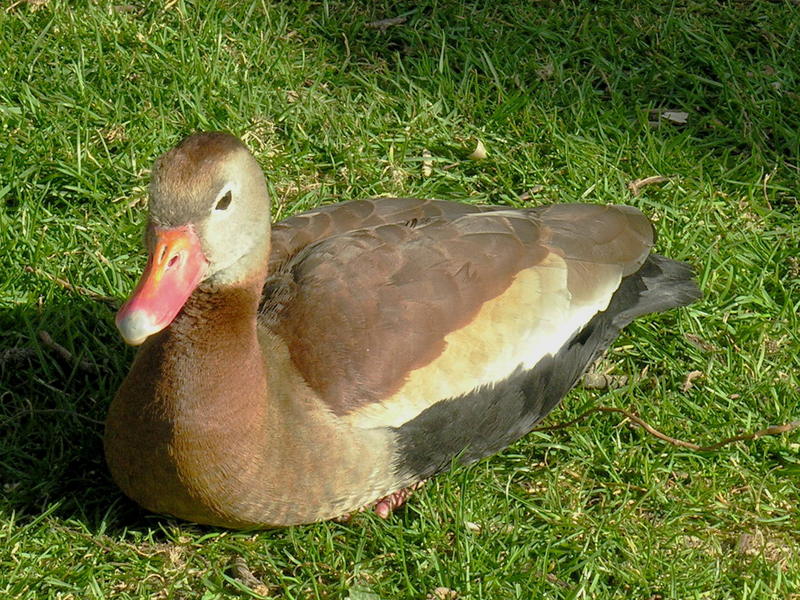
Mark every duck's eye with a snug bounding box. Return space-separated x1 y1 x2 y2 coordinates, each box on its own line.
215 190 232 211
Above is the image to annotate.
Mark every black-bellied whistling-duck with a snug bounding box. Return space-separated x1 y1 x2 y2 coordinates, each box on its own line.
105 132 701 528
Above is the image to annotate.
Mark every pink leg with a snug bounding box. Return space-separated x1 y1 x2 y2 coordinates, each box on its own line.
373 480 427 519
333 480 427 522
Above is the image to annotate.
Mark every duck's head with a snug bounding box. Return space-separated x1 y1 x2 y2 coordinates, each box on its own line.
116 132 270 346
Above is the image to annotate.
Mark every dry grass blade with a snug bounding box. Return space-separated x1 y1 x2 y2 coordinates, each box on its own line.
24 266 119 307
546 573 572 589
517 185 544 202
422 149 433 177
38 330 103 372
684 333 718 352
5 0 48 12
534 406 800 452
627 175 670 196
231 556 272 596
682 370 704 392
366 16 407 30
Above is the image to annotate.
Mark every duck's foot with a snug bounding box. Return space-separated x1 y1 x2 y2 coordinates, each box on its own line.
334 480 427 522
373 480 427 518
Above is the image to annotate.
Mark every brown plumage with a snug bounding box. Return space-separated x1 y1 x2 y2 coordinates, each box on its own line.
105 132 701 528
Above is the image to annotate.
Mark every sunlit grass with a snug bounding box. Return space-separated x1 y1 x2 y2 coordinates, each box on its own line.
1 1 798 598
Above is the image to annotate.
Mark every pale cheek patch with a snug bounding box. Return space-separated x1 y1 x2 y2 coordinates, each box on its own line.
344 254 623 429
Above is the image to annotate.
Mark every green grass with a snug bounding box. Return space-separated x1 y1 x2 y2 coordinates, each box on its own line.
1 0 799 598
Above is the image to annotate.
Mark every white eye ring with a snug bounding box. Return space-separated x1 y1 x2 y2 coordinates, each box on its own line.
212 183 236 213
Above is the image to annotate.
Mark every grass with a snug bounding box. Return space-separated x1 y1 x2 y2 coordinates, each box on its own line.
0 0 798 598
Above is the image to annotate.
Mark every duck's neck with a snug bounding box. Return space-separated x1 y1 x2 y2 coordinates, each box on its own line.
107 277 274 527
170 279 266 411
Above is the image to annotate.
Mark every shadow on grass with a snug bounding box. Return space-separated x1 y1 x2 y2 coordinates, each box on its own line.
0 296 166 533
301 1 798 169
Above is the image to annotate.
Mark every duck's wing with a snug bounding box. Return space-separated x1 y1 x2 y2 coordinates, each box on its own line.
262 204 658 422
263 203 701 483
267 197 498 274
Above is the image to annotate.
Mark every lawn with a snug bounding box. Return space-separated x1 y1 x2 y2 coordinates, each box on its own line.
1 0 798 598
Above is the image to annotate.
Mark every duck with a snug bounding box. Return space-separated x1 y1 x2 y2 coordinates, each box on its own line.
105 132 701 528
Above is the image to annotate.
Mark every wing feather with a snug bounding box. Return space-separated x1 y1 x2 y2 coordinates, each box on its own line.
261 203 654 421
